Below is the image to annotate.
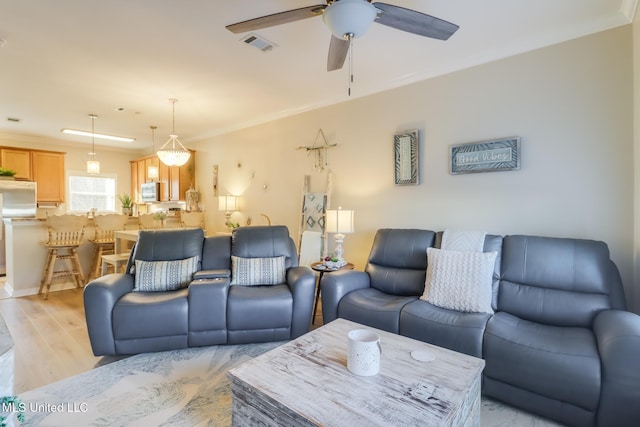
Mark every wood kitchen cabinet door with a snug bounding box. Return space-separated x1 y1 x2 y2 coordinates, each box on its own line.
0 148 32 180
32 151 64 202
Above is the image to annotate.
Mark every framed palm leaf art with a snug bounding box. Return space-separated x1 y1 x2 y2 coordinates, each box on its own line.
394 129 419 185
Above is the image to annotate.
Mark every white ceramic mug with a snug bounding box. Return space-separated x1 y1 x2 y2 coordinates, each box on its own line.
347 329 382 376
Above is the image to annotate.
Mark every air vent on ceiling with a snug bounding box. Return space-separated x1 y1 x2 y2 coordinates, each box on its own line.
240 34 276 53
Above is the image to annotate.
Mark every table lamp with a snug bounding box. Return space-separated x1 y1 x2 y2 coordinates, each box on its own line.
325 207 355 265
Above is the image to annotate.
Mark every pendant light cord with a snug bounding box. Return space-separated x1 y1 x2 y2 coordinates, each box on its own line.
150 125 156 153
348 35 354 97
90 114 97 157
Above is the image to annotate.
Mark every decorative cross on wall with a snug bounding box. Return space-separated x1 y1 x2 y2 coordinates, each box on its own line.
297 128 337 171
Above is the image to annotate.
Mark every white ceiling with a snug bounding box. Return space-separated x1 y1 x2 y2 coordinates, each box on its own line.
0 1 636 152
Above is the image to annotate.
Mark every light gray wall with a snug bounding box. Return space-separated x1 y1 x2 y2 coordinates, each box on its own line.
192 26 635 310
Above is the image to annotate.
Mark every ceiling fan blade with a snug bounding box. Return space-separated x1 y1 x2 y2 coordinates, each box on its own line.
372 3 459 40
327 35 350 72
226 5 327 34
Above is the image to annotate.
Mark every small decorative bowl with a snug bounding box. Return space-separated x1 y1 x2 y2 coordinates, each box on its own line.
323 260 347 270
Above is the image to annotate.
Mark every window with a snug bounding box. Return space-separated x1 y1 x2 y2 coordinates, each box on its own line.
68 172 117 213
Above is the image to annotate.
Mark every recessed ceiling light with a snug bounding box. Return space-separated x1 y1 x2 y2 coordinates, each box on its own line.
115 107 126 112
61 128 135 142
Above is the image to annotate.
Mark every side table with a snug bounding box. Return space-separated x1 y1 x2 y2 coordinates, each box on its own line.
310 261 354 324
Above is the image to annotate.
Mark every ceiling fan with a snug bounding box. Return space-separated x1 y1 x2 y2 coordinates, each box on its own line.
226 0 459 72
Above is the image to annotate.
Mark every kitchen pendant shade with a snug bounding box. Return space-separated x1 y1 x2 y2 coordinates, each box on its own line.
86 159 100 174
157 134 191 167
147 165 159 180
147 125 159 179
157 98 191 167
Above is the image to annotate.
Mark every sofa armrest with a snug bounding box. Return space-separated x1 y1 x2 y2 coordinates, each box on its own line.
593 309 640 427
287 266 316 338
193 269 231 280
83 274 134 356
321 270 371 323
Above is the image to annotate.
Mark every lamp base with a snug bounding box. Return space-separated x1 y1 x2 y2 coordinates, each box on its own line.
333 233 346 263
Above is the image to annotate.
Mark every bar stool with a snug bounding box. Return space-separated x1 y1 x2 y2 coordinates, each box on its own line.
38 214 88 299
180 211 204 229
138 213 163 230
89 214 129 280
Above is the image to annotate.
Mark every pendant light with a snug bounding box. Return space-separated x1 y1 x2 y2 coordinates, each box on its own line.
147 125 159 180
86 114 100 174
156 98 191 167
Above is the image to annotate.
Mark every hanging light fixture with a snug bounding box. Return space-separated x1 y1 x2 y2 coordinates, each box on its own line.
156 98 191 167
322 0 377 40
86 114 100 174
147 125 159 180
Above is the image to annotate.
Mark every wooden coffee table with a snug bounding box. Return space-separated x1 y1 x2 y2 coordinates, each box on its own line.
228 318 485 426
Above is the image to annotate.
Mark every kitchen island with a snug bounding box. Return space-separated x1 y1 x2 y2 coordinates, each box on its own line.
3 215 182 298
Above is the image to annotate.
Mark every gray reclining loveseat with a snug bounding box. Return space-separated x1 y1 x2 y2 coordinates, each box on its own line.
84 226 315 356
321 228 640 427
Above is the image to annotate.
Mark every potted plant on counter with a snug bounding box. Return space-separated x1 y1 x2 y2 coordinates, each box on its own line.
117 193 133 216
0 168 17 180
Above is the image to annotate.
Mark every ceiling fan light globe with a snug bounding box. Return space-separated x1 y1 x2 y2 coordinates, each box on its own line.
323 0 377 39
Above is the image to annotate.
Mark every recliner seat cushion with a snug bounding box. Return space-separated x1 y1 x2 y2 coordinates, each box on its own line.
400 300 491 357
227 284 293 330
484 312 601 412
113 288 189 340
338 287 417 333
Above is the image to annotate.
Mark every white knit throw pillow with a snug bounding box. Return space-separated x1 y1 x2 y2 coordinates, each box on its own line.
421 248 496 314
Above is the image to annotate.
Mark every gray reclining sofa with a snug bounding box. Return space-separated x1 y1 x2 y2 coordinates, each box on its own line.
321 228 640 427
84 226 315 356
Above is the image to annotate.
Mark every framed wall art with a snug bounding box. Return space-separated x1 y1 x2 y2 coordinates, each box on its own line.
450 136 520 175
394 129 419 185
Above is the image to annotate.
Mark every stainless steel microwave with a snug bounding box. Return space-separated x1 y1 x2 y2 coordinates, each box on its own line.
140 182 160 202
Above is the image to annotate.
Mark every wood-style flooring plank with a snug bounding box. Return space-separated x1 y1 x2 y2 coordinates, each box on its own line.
0 289 102 394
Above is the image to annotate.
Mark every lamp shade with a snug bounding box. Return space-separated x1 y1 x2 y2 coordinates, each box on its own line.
158 99 191 167
157 135 191 167
86 159 100 175
322 0 377 39
325 208 354 234
218 195 238 212
147 165 159 180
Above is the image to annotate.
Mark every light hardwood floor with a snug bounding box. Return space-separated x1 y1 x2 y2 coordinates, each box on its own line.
0 289 104 393
0 286 325 394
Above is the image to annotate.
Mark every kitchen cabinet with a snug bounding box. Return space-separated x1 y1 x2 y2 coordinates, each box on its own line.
0 148 32 180
32 151 65 203
130 150 195 202
0 146 65 203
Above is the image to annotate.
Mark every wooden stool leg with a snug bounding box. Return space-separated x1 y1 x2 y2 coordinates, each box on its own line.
92 245 104 281
38 249 53 296
44 249 58 300
71 248 86 288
